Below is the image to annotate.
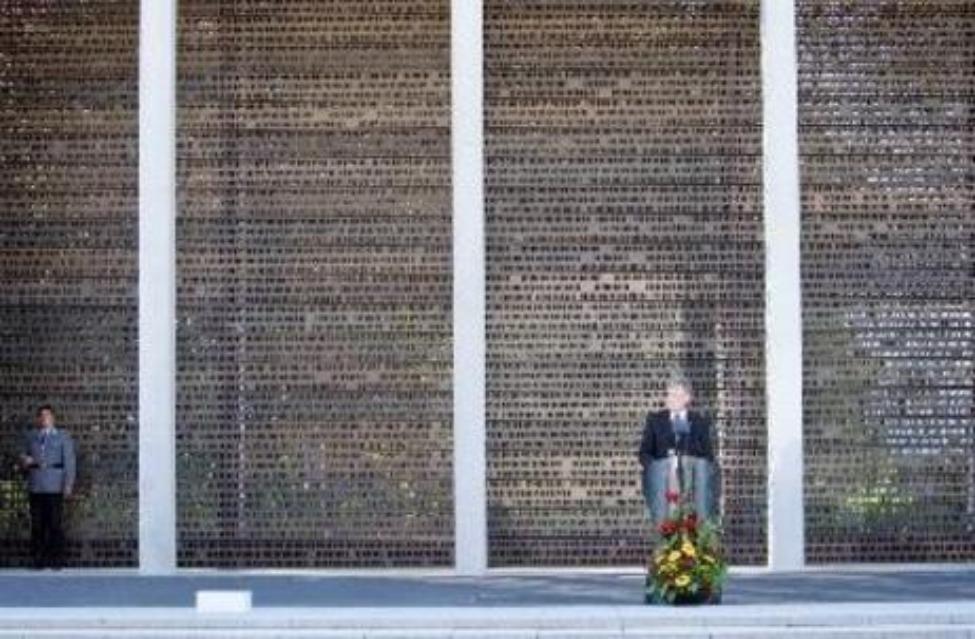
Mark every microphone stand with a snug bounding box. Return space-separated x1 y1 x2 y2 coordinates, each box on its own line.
673 417 690 507
675 432 685 503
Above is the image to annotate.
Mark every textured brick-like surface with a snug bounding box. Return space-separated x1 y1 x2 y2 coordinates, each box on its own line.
175 0 453 567
798 0 975 562
0 0 138 567
4 0 972 571
484 0 766 566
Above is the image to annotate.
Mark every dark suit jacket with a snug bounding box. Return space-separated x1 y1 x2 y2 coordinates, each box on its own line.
638 408 714 467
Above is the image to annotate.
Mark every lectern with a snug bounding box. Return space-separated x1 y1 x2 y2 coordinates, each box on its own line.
642 454 720 523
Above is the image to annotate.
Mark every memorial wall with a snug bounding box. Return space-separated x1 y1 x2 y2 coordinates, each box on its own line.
484 0 767 566
175 0 454 567
1 0 973 569
798 0 975 562
0 0 139 567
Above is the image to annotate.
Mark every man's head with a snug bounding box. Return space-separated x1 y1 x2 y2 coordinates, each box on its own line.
664 377 693 412
36 405 55 429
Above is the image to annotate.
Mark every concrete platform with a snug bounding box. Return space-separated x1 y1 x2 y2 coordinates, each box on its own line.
1 568 973 607
0 569 972 637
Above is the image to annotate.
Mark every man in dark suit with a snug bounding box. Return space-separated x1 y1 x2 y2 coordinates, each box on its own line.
638 378 714 519
638 378 714 465
18 405 76 569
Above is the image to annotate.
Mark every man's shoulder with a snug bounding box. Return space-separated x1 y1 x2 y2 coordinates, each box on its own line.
646 409 668 422
689 410 712 426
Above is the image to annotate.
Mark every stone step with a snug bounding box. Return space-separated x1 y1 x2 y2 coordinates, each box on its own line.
0 602 973 638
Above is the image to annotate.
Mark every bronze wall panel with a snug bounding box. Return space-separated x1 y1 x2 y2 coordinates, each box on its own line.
0 0 138 567
484 0 766 566
176 0 453 567
798 0 975 562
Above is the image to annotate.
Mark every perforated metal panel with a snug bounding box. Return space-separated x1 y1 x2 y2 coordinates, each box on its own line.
175 0 453 567
798 0 975 562
484 0 767 566
0 0 139 567
5 0 972 572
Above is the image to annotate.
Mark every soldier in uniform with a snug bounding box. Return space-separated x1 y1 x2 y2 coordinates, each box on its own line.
18 405 76 569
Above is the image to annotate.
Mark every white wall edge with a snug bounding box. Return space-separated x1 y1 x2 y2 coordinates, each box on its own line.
138 0 178 574
450 0 488 575
761 0 806 571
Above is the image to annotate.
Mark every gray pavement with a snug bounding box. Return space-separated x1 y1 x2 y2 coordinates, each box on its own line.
0 569 972 607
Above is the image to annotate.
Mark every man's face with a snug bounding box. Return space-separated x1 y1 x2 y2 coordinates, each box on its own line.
665 385 691 412
37 409 55 429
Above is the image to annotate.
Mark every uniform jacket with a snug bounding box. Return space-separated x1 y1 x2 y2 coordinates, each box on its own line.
22 427 76 494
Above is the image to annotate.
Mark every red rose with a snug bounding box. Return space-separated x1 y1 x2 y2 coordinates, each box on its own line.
658 520 679 536
683 513 698 533
665 490 680 504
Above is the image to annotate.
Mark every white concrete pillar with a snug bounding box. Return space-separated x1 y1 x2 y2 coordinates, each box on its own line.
138 0 178 574
761 0 806 571
450 0 488 575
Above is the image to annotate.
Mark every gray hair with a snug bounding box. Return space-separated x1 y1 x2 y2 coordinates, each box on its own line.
665 375 693 396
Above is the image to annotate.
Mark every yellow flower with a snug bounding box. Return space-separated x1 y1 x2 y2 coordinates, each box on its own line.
675 574 691 588
667 550 682 563
681 542 696 557
702 554 714 564
654 552 666 565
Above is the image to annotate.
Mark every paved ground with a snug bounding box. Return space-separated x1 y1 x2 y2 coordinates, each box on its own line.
0 569 972 607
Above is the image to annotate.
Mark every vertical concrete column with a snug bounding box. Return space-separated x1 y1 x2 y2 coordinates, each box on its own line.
761 0 806 571
451 0 488 575
138 0 178 574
